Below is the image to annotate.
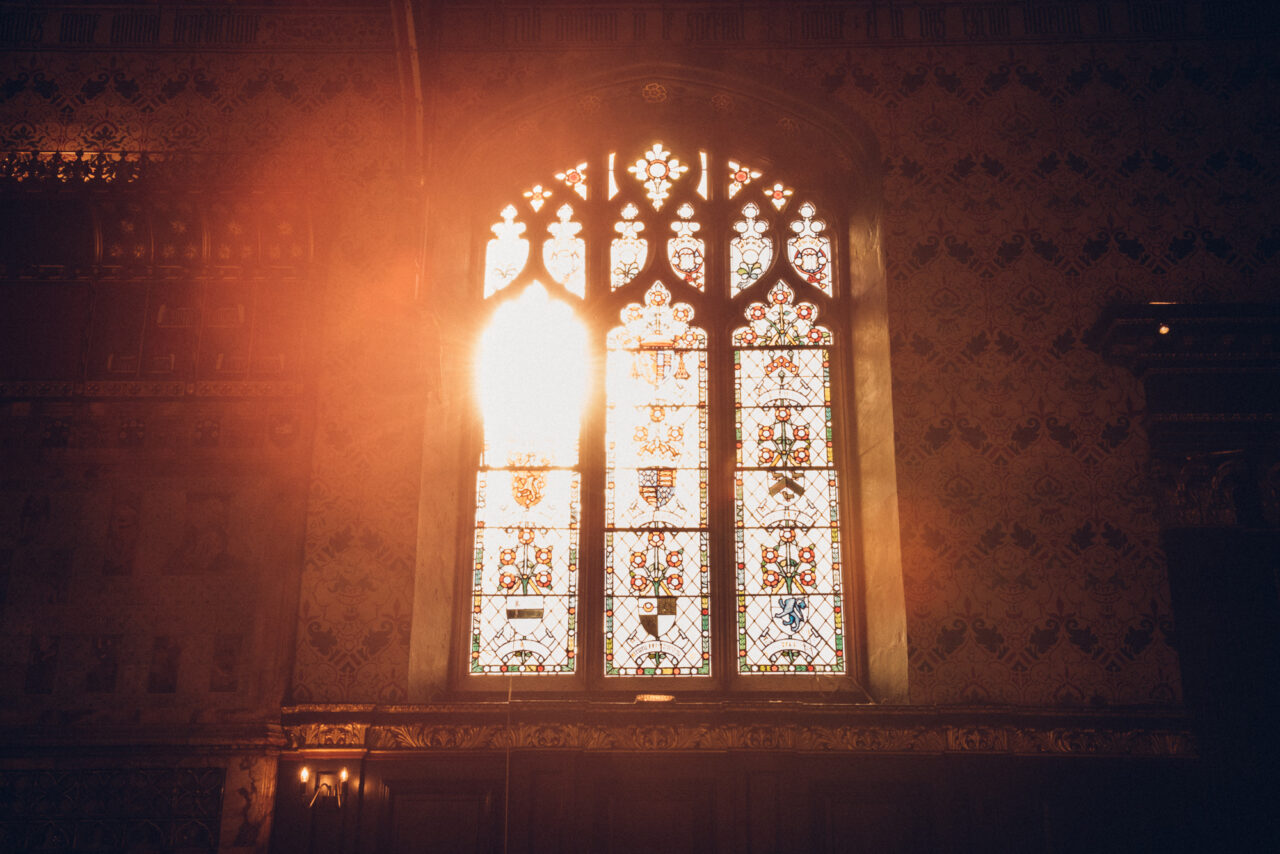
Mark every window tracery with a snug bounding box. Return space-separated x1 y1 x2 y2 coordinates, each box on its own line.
471 142 850 685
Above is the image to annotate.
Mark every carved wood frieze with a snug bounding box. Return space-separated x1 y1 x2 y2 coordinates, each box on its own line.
283 711 1195 757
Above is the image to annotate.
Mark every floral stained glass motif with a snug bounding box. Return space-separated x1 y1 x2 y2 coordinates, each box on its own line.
556 162 587 199
543 204 586 297
733 282 844 673
524 184 552 212
611 203 648 291
484 205 529 298
763 182 793 211
630 143 688 210
472 467 580 673
730 202 773 296
787 202 832 296
667 203 705 291
605 281 710 676
728 161 762 199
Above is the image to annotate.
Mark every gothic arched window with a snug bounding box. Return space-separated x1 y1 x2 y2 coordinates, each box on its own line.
469 142 851 688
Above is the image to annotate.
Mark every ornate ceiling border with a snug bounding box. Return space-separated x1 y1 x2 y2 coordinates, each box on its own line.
0 7 393 53
432 1 1271 51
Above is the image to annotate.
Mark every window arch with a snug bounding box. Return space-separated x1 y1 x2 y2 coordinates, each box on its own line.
467 141 858 687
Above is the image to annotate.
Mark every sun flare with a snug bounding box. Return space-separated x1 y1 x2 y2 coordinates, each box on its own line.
475 282 590 466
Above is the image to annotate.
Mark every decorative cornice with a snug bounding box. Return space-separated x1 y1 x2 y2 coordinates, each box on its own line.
1090 305 1280 378
280 704 1196 757
0 6 393 52
432 1 1275 51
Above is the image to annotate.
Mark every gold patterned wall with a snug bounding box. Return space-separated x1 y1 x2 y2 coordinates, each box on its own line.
2 3 1277 723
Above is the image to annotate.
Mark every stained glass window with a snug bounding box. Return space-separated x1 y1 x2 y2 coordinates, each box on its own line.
787 203 832 297
605 282 710 676
667 203 705 292
733 283 844 673
611 203 647 291
730 202 772 296
543 204 586 298
472 143 849 685
471 285 588 674
484 205 528 299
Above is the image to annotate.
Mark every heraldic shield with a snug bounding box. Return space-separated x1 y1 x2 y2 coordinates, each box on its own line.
506 594 545 635
639 466 676 509
639 594 677 638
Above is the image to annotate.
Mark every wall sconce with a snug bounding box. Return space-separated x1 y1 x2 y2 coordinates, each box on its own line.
299 765 349 808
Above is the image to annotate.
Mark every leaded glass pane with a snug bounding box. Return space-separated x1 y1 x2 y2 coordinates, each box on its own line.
667 203 705 291
735 349 833 469
524 184 552 212
733 284 845 674
764 182 793 211
605 282 710 676
728 160 761 198
730 202 773 296
630 143 688 210
611 203 648 291
556 162 587 199
543 204 586 297
483 205 528 299
472 284 587 675
787 202 833 297
471 468 579 673
605 530 710 675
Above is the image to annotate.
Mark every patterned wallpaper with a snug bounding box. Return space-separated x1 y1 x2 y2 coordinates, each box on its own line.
0 22 414 713
2 4 1277 710
398 35 1278 707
